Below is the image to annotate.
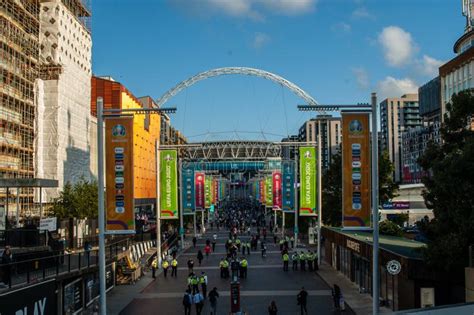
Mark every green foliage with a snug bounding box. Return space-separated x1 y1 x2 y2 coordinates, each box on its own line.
322 151 342 226
379 150 399 203
389 213 409 227
50 178 98 219
322 148 398 227
379 220 403 237
418 90 474 272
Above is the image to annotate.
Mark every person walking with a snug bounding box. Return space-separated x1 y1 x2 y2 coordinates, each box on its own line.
282 252 289 272
332 284 342 310
219 258 226 278
171 257 178 277
205 244 211 257
187 259 195 273
268 300 278 315
212 237 217 252
182 289 192 315
193 291 204 315
297 287 308 315
191 274 199 294
246 241 251 255
240 257 248 278
151 257 158 279
291 252 299 271
161 259 169 277
208 287 219 315
299 251 306 271
192 236 197 248
1 246 12 286
307 251 314 271
199 271 208 298
197 250 204 266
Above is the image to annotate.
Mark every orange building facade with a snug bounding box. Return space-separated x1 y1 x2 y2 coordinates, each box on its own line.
91 77 160 214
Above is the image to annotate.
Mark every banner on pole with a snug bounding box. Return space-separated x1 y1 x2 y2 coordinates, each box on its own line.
205 176 211 209
182 166 195 215
259 179 266 204
195 172 205 210
342 112 371 228
299 147 317 216
282 162 295 212
265 176 273 207
272 171 282 210
160 150 178 219
106 116 135 232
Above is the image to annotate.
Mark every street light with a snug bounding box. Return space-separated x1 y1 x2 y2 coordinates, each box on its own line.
96 97 176 315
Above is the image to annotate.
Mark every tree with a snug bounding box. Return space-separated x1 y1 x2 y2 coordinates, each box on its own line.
417 90 474 272
379 220 403 237
50 178 98 219
322 149 398 226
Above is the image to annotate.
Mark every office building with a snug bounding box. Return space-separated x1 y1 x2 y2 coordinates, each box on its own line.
298 115 341 169
380 94 421 183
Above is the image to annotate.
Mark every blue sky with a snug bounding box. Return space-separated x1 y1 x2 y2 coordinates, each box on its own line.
92 0 462 141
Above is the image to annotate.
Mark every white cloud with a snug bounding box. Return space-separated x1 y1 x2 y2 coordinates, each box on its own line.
352 67 369 89
332 22 351 33
416 55 443 77
352 7 372 19
378 26 417 67
376 76 418 100
253 32 271 50
169 0 317 19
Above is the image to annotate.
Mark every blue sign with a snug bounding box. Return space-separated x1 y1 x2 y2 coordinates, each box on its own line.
282 161 295 212
181 166 195 214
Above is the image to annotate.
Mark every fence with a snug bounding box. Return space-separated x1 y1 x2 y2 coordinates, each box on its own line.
0 239 129 291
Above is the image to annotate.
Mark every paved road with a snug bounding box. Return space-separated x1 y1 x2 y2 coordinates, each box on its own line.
120 229 354 315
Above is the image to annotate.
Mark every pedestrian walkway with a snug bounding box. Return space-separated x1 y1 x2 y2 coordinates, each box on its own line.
118 228 354 315
317 260 394 314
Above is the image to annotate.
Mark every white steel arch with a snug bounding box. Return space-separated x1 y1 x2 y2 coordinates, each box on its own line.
155 67 318 107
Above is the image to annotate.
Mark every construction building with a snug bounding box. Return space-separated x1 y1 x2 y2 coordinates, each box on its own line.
36 0 93 202
0 0 40 219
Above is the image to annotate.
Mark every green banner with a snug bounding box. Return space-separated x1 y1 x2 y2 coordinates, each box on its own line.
160 150 178 219
299 147 317 216
265 176 273 207
205 175 212 209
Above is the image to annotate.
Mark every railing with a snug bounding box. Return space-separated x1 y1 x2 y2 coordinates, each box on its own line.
0 239 129 291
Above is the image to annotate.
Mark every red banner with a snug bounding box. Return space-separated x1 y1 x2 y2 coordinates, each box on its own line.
272 171 282 210
195 172 205 210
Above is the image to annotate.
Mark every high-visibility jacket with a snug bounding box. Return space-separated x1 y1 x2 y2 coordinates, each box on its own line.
222 260 229 268
187 277 193 285
279 240 284 245
240 259 248 267
152 259 158 268
219 261 225 268
291 254 299 261
283 253 289 262
191 277 198 285
199 275 207 284
162 260 169 269
299 254 306 261
308 253 315 261
171 259 178 267
236 239 241 245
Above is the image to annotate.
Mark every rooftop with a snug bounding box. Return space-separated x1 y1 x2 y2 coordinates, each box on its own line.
326 226 426 259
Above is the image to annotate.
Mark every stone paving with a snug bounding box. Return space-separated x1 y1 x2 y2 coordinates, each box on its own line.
117 229 355 315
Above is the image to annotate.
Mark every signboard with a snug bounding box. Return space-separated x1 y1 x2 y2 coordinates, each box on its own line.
182 166 195 214
259 179 265 204
195 172 205 210
386 260 401 275
63 278 83 315
230 282 241 313
265 176 273 207
299 147 317 216
212 178 218 204
204 176 211 209
382 201 410 210
39 217 57 231
106 116 135 232
342 112 371 228
0 279 57 315
420 287 435 308
160 150 178 219
282 162 295 212
272 171 282 210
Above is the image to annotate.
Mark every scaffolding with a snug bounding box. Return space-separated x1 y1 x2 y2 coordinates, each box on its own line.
0 0 40 222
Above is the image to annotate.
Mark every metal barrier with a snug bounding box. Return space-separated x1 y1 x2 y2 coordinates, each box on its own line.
0 239 129 291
